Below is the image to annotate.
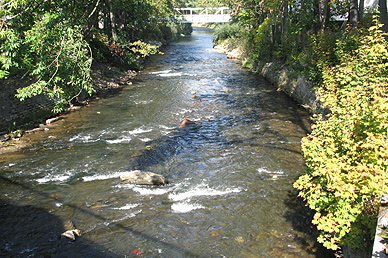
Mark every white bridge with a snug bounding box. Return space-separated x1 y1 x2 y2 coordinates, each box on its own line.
174 7 231 23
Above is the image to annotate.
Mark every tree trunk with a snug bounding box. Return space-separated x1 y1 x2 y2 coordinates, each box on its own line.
348 0 358 28
108 0 117 41
380 0 388 37
321 0 330 32
282 0 288 35
313 0 320 33
359 0 364 20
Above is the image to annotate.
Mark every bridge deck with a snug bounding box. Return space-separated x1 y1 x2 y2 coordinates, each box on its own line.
175 7 231 23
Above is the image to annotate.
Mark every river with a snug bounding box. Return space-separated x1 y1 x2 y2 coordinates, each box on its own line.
0 27 333 257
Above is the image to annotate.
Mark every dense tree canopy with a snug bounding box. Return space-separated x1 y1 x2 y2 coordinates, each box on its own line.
0 0 188 112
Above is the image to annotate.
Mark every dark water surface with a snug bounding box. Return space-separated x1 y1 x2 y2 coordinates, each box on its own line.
0 28 333 257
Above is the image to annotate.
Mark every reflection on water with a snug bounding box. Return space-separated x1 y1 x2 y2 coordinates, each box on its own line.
0 28 333 257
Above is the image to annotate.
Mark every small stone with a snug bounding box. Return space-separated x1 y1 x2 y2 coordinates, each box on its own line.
235 236 244 244
61 230 76 241
61 229 82 241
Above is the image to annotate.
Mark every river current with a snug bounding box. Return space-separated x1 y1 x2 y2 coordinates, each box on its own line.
0 28 333 257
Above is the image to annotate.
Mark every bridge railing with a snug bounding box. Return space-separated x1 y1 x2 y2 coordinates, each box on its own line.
174 7 232 23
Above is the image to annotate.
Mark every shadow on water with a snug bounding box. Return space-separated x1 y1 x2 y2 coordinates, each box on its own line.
284 189 336 258
0 175 204 258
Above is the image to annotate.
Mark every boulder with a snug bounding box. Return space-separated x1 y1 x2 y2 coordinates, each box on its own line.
120 170 168 186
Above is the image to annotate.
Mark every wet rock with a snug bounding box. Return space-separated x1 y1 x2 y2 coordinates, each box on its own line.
179 118 196 128
120 170 168 186
25 127 44 134
61 229 82 241
64 220 76 231
61 220 82 241
46 117 61 124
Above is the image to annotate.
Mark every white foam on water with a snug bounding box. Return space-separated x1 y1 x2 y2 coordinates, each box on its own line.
69 134 97 143
105 127 152 144
36 174 71 184
257 167 270 173
106 136 132 144
82 171 129 182
158 73 182 77
140 138 152 142
257 167 284 175
158 124 175 130
204 115 215 120
113 203 140 210
114 184 135 189
256 167 285 180
158 124 175 135
131 186 170 196
149 70 172 74
169 183 241 202
134 100 153 105
127 127 153 135
69 130 110 143
171 201 204 213
173 108 191 117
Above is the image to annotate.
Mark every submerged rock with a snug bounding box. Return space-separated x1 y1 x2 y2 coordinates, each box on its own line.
120 170 168 186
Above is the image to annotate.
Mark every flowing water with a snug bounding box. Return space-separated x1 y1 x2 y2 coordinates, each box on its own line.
0 28 333 257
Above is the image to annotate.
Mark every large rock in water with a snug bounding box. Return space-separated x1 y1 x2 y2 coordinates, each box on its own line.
120 170 168 186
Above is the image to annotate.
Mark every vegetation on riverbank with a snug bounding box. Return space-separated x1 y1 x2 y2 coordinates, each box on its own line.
0 0 191 118
213 0 388 254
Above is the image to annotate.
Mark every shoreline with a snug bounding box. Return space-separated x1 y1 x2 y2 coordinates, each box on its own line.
0 63 138 154
213 42 328 117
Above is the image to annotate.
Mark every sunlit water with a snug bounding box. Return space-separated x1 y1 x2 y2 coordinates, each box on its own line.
0 28 333 257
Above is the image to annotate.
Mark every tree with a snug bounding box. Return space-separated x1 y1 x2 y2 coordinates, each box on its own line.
348 0 359 27
380 0 388 36
0 0 186 113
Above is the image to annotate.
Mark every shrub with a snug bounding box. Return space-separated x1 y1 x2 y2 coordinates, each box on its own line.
213 22 245 44
294 17 388 250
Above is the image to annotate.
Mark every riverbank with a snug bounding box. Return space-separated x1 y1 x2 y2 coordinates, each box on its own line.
0 63 137 153
214 42 328 117
214 42 381 258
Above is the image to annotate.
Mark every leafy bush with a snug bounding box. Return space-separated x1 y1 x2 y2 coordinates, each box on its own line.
213 22 245 44
294 17 388 250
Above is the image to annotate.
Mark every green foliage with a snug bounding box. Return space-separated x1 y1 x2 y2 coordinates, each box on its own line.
251 17 275 62
0 0 189 115
294 17 388 250
8 14 94 113
213 22 244 44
